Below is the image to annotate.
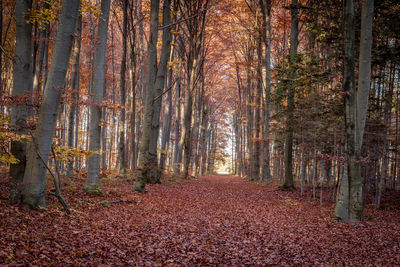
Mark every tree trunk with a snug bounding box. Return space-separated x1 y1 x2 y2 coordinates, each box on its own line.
133 0 160 192
22 0 80 208
118 0 128 177
84 0 111 193
66 15 82 177
174 78 183 174
159 48 175 171
129 27 137 170
182 62 195 178
282 0 298 189
147 0 173 184
32 28 47 93
9 0 33 204
199 98 209 176
260 0 272 184
357 0 374 147
246 49 255 181
334 0 363 222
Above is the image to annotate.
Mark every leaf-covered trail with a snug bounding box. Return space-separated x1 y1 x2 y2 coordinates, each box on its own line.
1 175 400 265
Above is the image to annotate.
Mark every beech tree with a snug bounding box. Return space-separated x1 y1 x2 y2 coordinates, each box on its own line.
85 0 111 193
282 0 298 190
118 0 128 177
22 0 80 208
334 0 374 222
133 0 161 192
9 0 33 204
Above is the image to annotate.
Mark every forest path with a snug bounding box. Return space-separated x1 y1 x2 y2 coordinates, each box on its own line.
1 175 400 265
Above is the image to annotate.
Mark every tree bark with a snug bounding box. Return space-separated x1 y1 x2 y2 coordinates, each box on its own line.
22 0 80 208
84 0 111 193
160 47 175 171
282 0 298 189
174 77 183 174
129 22 137 170
133 0 160 192
118 0 128 177
357 0 374 147
260 0 272 184
147 0 173 184
9 0 33 204
334 0 363 222
66 15 82 177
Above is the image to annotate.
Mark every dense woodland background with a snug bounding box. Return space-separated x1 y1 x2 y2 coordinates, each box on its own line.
0 0 399 223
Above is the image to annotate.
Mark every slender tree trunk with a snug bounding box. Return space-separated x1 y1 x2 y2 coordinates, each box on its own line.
282 0 298 189
9 0 33 204
22 0 80 208
160 48 175 171
32 28 46 93
357 0 374 147
300 147 307 196
174 78 183 174
260 0 272 183
254 35 262 181
129 24 137 170
118 0 128 177
182 57 196 178
84 0 111 192
199 98 209 176
246 49 255 181
66 15 82 177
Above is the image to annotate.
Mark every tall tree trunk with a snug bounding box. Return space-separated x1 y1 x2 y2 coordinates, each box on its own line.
9 0 33 204
378 63 394 207
129 23 137 170
334 0 360 221
133 0 160 192
199 97 209 176
253 34 262 181
22 0 80 208
147 0 173 184
84 0 111 192
66 15 82 177
246 48 255 181
335 0 373 222
174 77 183 174
182 57 196 178
282 0 298 189
159 50 175 171
119 0 128 177
357 0 374 147
260 0 272 183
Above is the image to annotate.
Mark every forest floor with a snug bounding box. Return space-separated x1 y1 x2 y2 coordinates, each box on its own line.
1 173 400 266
